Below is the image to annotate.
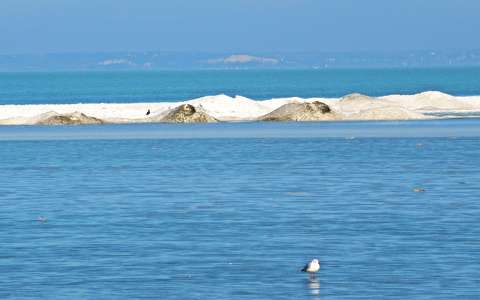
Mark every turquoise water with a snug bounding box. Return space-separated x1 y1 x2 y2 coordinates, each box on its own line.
1 69 480 299
1 68 480 104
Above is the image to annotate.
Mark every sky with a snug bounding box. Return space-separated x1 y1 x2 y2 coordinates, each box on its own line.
1 0 479 54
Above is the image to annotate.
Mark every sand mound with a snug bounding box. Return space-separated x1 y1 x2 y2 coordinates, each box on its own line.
340 93 375 103
382 91 474 111
187 95 274 120
334 93 392 114
35 111 104 125
259 101 339 121
154 104 218 123
346 106 429 121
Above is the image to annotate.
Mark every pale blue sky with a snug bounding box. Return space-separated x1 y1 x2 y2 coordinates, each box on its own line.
1 0 479 54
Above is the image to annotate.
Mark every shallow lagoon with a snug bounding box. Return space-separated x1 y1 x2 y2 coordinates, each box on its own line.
1 118 480 141
1 120 480 299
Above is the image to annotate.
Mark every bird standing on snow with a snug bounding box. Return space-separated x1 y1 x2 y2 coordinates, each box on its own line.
302 259 320 279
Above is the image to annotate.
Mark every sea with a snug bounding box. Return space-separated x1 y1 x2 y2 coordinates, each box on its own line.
1 67 480 104
1 68 480 299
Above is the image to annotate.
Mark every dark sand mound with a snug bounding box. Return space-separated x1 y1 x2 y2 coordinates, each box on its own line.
36 111 104 125
259 101 338 121
156 104 218 123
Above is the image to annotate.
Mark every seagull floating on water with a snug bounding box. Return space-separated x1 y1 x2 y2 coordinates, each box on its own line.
302 259 320 279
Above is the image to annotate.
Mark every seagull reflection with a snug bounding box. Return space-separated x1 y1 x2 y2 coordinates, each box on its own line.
307 277 320 299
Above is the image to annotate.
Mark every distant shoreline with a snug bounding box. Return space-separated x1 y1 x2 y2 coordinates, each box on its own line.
1 50 480 72
2 65 480 73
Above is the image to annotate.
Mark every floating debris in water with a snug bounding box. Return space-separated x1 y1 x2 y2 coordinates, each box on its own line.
286 192 310 197
37 216 48 223
413 187 426 193
416 143 424 148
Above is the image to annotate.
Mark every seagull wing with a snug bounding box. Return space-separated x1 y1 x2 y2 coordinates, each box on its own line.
301 262 310 272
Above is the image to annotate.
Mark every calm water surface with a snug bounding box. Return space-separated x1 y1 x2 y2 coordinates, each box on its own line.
1 68 480 104
1 121 479 299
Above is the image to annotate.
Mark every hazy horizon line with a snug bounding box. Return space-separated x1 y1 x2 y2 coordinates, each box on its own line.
2 48 480 57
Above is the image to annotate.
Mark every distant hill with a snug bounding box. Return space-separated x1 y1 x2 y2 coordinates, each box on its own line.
1 50 480 71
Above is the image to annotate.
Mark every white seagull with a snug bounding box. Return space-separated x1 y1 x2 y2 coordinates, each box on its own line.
301 259 320 278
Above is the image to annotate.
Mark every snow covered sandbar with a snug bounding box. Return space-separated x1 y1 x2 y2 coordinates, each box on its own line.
1 91 480 125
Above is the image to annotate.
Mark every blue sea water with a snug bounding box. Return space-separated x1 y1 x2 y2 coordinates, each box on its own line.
1 67 480 104
1 69 480 299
